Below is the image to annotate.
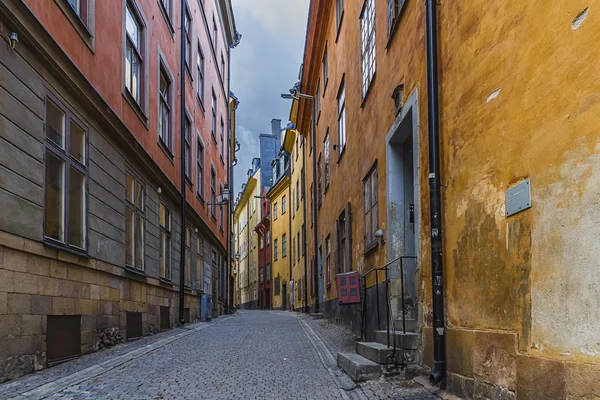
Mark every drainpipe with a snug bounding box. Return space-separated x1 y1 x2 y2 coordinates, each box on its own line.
178 0 188 325
302 135 308 313
425 0 446 385
226 32 241 314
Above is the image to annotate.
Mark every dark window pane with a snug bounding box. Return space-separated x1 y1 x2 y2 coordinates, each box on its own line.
46 100 65 149
135 214 144 269
44 152 65 242
126 207 134 266
69 167 86 248
70 120 86 164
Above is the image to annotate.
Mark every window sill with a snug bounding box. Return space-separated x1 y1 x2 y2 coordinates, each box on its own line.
124 266 147 278
157 1 175 36
197 193 205 206
122 90 149 129
44 239 89 259
385 0 408 49
211 133 217 145
159 277 174 286
360 72 377 108
185 176 193 189
196 95 205 113
158 139 175 164
364 240 379 255
185 64 194 83
337 146 346 163
55 0 95 53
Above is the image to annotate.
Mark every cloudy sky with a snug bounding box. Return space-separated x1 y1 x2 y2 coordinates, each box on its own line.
230 0 310 195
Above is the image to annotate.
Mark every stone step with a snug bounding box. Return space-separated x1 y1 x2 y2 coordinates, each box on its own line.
393 318 418 332
310 313 324 320
356 341 403 364
337 352 382 382
373 330 419 350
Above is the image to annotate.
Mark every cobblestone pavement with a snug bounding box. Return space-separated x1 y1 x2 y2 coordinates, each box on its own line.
1 310 442 399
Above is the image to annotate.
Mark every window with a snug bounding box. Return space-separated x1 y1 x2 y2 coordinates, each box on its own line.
185 116 192 180
196 235 203 290
282 234 287 257
185 226 192 287
220 52 225 80
316 81 321 120
159 203 172 280
211 90 217 142
197 134 204 199
301 168 305 200
292 189 295 218
125 172 144 271
219 184 224 231
282 195 287 214
125 3 143 105
274 203 278 220
274 239 278 261
336 0 344 32
388 0 406 37
184 7 192 70
260 236 264 250
337 80 346 154
159 0 170 19
212 16 218 51
317 154 322 207
296 180 300 210
220 117 225 162
322 45 328 92
44 95 88 251
158 65 172 152
309 117 313 155
297 231 300 262
302 223 306 255
260 267 263 283
266 230 271 245
266 263 271 281
324 131 330 188
335 203 352 274
326 235 331 286
364 165 379 248
361 0 376 96
196 45 205 104
67 0 88 25
310 184 313 227
210 167 217 218
292 237 296 265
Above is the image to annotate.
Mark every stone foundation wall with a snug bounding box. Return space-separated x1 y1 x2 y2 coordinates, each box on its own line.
0 234 201 383
422 327 600 399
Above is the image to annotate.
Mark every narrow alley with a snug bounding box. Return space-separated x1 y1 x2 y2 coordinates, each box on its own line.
0 311 439 399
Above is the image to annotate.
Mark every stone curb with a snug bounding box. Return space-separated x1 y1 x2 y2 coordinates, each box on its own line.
11 317 231 400
298 317 365 400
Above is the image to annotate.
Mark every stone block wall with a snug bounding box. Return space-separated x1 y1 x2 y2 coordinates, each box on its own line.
0 233 201 383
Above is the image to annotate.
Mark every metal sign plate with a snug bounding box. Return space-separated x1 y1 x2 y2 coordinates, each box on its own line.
506 179 531 217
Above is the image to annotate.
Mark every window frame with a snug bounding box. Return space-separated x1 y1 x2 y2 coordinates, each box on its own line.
43 92 89 255
322 44 329 95
184 114 192 184
274 203 278 220
157 0 174 33
364 163 379 253
220 116 225 164
185 225 192 288
196 234 204 291
387 0 408 43
336 0 344 38
184 5 193 76
158 57 174 157
324 130 330 190
282 195 287 214
210 166 217 219
211 89 217 144
159 202 172 281
57 0 96 51
360 0 377 98
274 238 279 261
196 131 205 201
125 170 145 272
337 77 347 158
325 235 331 287
282 234 287 258
123 0 148 122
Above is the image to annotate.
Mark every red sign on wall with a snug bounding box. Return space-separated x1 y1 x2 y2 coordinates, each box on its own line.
336 271 361 305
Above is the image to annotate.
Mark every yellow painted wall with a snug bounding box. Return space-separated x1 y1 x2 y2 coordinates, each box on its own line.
268 176 290 309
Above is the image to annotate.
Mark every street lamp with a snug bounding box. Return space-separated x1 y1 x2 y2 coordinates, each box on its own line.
208 185 231 206
280 83 317 314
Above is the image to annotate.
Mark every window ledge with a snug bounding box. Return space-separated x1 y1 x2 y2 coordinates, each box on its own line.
55 0 95 53
159 277 174 286
124 266 147 278
157 1 175 36
185 64 194 83
158 139 175 164
360 72 377 108
337 146 346 163
211 133 217 145
364 240 379 255
44 240 89 259
385 0 408 49
185 176 193 188
196 95 205 113
122 91 149 129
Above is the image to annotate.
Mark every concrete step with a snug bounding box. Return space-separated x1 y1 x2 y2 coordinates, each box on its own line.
373 330 419 350
310 313 324 320
337 352 382 382
356 341 402 364
393 318 418 332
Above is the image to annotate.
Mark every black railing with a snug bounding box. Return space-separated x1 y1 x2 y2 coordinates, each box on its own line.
361 255 417 369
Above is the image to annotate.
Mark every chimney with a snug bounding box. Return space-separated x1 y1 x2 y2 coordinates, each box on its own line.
271 119 281 136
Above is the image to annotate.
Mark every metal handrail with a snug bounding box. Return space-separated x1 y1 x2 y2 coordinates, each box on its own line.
361 255 417 372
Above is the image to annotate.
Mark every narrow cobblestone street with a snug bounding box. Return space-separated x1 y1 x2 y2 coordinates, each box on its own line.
1 311 440 400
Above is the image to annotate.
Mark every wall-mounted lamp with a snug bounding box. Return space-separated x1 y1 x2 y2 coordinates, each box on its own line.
2 29 18 50
208 185 230 206
374 229 385 245
157 187 162 194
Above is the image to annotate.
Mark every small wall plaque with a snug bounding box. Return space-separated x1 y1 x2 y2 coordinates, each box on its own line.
506 179 531 217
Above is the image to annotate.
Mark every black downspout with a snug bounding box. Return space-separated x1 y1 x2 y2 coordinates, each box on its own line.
178 0 187 325
310 99 319 313
302 138 308 313
425 0 445 385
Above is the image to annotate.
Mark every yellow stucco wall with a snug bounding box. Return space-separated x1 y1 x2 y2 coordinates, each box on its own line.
268 176 290 310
